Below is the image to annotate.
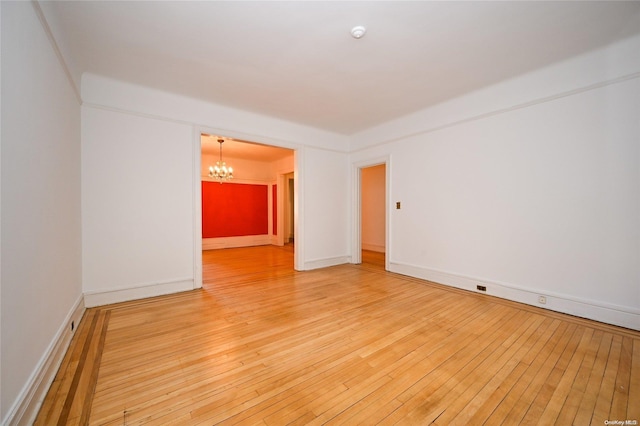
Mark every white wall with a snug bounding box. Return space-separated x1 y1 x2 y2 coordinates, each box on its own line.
81 107 195 306
271 154 295 179
81 75 351 297
361 165 386 252
1 2 83 423
302 147 351 269
82 74 349 153
351 35 640 330
200 152 294 190
0 1 3 417
201 154 273 183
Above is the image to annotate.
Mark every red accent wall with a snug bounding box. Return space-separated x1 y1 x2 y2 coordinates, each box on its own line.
272 184 277 235
202 182 268 238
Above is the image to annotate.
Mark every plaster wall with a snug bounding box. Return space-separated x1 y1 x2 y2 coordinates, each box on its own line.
81 106 195 302
1 2 83 422
302 147 351 268
201 154 273 183
81 74 351 298
350 35 640 329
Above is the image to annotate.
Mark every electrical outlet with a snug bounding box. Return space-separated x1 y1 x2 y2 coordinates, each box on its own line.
477 285 486 292
538 296 547 304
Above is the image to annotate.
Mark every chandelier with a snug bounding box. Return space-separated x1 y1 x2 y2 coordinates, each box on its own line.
209 138 233 183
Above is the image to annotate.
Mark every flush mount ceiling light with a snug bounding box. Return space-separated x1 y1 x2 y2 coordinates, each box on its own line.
350 25 366 39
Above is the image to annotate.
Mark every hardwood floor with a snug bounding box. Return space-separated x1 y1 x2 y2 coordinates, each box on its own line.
36 245 639 425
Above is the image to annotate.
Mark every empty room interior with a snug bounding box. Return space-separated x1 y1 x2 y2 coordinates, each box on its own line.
1 1 639 424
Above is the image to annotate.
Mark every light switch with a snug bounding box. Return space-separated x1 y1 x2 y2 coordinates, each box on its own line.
396 202 401 209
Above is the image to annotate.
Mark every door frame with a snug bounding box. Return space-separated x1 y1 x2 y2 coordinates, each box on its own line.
351 155 391 270
193 130 303 288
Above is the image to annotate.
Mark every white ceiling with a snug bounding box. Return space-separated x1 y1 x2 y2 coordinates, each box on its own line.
42 1 640 136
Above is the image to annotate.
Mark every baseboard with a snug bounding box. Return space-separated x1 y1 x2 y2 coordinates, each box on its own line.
202 235 271 250
3 295 85 426
389 261 639 331
84 278 194 307
362 243 385 253
303 255 350 270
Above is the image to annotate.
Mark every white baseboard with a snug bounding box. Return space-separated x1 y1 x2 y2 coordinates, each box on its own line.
84 278 194 307
389 261 639 331
303 255 350 270
362 243 385 253
202 235 271 250
3 295 85 426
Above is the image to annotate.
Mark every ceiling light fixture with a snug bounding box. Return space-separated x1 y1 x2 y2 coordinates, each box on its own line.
209 138 233 183
350 25 366 39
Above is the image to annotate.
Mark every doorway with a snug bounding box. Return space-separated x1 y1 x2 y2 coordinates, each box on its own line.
196 133 299 288
351 157 390 270
361 164 386 268
285 172 295 244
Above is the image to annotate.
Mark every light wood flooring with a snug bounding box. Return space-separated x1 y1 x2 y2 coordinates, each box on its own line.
36 245 639 425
